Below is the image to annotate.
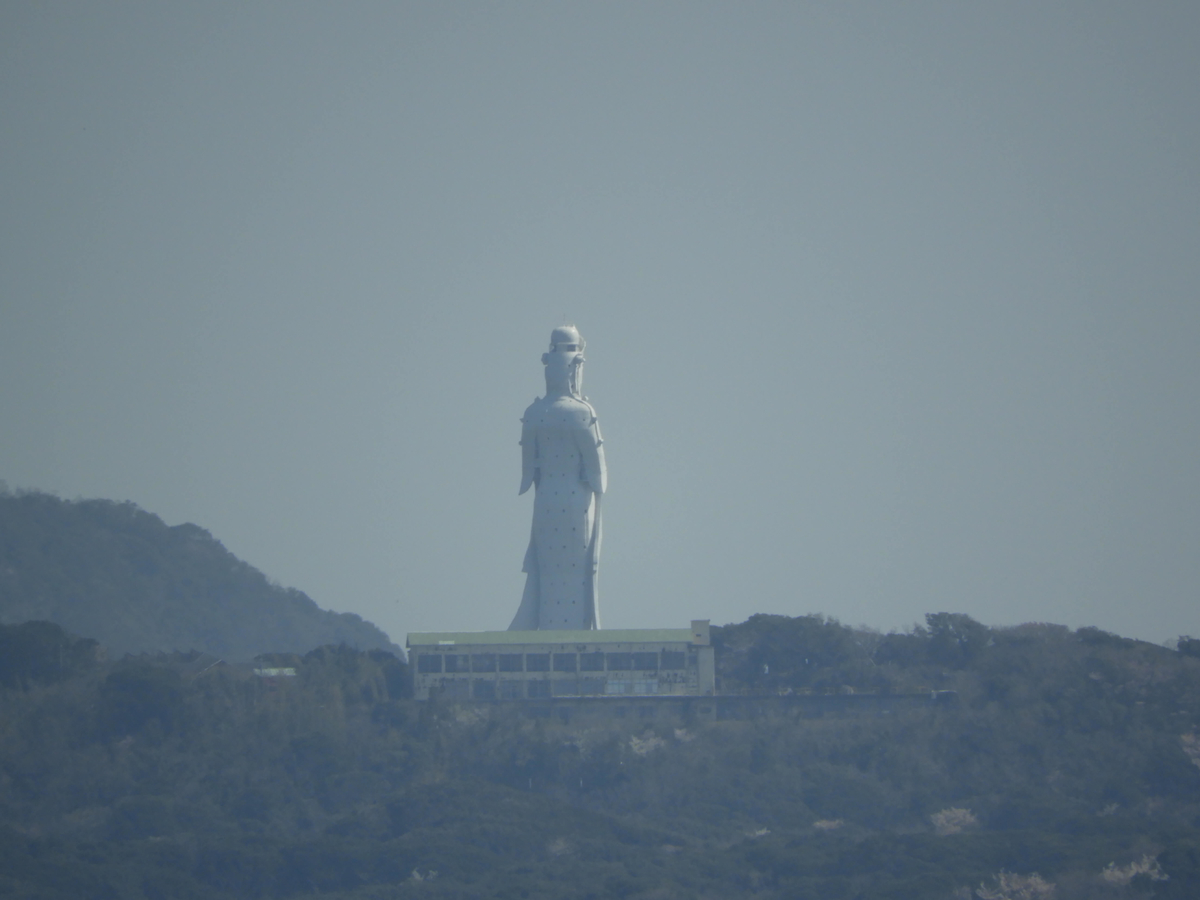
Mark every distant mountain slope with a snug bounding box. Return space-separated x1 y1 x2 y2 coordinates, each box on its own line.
0 490 400 660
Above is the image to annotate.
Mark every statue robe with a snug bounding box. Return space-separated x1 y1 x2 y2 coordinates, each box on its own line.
508 393 606 630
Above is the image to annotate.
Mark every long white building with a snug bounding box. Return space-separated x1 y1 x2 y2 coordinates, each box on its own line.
408 620 714 701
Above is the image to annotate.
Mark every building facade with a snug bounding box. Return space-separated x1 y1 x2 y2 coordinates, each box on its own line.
408 621 714 701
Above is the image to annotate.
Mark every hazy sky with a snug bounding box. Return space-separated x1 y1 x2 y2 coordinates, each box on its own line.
2 2 1197 646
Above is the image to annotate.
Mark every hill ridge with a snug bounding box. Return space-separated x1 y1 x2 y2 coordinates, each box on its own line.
0 488 400 659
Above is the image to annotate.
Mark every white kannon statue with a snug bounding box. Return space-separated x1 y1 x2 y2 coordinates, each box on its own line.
508 326 606 630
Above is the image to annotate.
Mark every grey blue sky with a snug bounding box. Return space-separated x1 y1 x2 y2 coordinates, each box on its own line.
2 2 1197 645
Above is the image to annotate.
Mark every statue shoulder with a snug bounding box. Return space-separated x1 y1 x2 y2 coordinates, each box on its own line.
558 396 598 427
525 396 597 429
521 397 546 422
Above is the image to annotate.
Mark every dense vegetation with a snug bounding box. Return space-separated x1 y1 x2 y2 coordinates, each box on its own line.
3 615 1199 899
0 490 398 659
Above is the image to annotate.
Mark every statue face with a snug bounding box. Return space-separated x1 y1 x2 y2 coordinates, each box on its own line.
542 326 586 397
543 350 575 377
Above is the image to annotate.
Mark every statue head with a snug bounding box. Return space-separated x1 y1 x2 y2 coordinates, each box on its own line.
542 325 586 398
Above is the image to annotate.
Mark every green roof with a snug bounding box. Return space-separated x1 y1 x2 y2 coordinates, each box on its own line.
407 628 699 647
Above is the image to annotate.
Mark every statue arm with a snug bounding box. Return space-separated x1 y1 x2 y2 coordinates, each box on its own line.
519 417 537 495
575 416 606 495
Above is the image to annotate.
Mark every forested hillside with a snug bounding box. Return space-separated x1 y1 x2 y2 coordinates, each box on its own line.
0 490 398 659
2 615 1199 899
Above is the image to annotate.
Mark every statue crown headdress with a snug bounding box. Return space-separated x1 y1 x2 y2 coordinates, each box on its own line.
549 325 584 353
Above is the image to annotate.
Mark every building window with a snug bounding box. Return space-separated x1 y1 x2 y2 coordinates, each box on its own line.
552 679 579 696
473 679 496 700
606 653 633 671
443 655 468 673
525 653 551 672
471 654 497 672
580 677 605 695
632 652 658 671
553 653 577 672
498 680 523 700
499 654 523 672
579 652 604 671
416 654 443 674
660 651 686 670
527 680 551 698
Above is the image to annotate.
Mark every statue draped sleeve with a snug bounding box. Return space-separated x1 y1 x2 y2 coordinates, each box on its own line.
518 402 538 496
508 402 543 630
576 404 605 630
574 411 606 496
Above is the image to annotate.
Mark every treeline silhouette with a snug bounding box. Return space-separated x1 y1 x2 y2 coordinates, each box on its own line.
2 615 1199 898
